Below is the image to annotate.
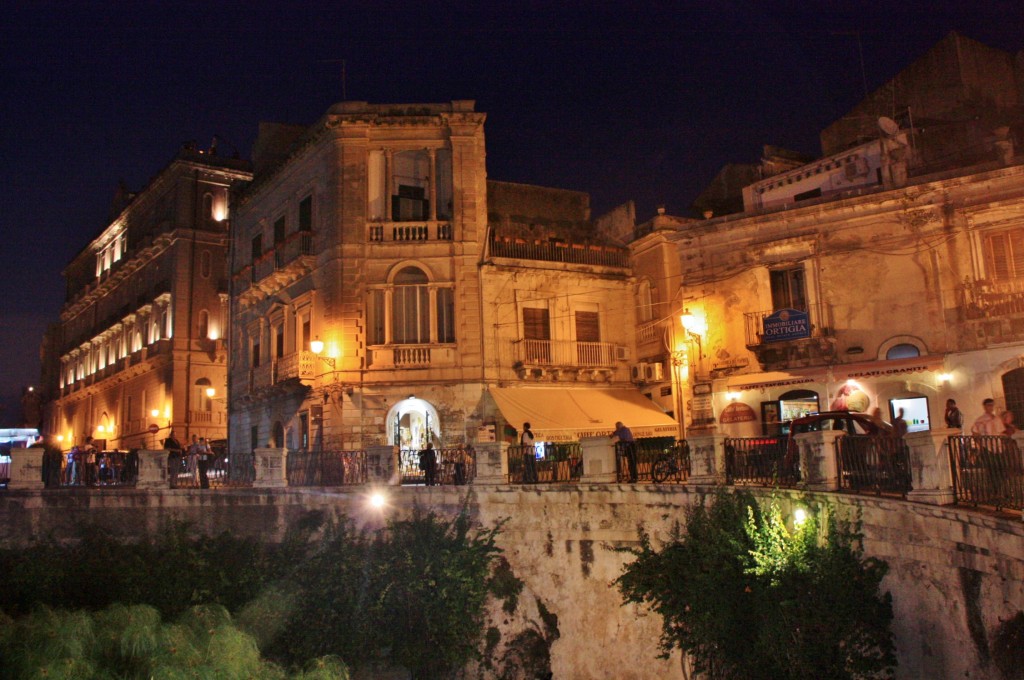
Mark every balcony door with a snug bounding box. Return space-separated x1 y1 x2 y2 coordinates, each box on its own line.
770 267 807 312
523 308 551 363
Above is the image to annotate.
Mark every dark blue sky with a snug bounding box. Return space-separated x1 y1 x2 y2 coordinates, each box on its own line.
1 0 1021 426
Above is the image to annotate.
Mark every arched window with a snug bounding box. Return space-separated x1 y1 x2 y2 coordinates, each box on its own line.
194 378 213 412
637 280 653 323
393 266 430 344
885 343 920 360
198 310 210 339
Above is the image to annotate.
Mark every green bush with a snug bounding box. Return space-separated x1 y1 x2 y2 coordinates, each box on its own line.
616 491 896 680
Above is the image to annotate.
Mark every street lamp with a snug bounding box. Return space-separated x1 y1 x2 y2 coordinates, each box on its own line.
310 336 336 369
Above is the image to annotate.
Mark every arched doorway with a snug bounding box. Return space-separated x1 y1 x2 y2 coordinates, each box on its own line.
271 421 285 448
386 397 443 485
1002 368 1024 423
386 397 441 449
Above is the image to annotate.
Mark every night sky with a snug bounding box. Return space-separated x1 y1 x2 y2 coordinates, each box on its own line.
1 1 1021 427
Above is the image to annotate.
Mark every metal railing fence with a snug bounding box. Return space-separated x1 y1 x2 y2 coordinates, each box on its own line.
724 437 798 487
399 447 477 485
616 438 689 483
287 450 367 487
506 443 582 484
55 450 139 488
948 435 1024 511
836 435 912 496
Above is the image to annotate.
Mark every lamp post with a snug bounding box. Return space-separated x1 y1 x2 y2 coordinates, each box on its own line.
674 310 709 440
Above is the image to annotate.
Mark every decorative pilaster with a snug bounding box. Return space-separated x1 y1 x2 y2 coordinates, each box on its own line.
472 442 509 485
366 445 400 485
136 450 169 489
687 434 727 486
253 447 288 488
7 448 44 490
906 428 956 505
794 430 844 491
580 436 616 484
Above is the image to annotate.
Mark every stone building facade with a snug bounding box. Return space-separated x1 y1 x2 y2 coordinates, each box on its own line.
46 148 252 450
630 132 1024 439
228 101 674 458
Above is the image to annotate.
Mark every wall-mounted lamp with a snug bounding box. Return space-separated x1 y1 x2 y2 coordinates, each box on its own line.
680 310 707 361
726 391 742 401
150 409 160 418
310 337 336 369
937 372 953 384
205 387 216 398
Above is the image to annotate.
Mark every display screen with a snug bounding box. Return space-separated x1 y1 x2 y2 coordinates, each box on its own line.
891 396 930 433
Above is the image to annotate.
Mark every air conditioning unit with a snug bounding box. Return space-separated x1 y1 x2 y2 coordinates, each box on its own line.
615 345 630 361
630 363 648 383
645 361 664 382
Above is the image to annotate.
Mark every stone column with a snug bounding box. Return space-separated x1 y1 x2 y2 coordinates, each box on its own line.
367 445 400 485
473 442 509 485
580 436 616 484
253 447 287 488
8 448 44 490
795 430 844 491
688 434 727 486
906 428 956 505
136 450 170 490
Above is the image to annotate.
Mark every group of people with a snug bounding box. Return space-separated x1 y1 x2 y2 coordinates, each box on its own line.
164 430 215 489
49 436 139 487
951 397 1020 438
416 442 473 486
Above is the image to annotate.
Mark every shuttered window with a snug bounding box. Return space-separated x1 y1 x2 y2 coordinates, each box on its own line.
987 229 1024 281
523 308 550 340
575 311 600 342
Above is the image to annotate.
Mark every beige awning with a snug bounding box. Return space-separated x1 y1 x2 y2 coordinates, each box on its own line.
724 370 821 391
833 355 946 382
489 387 678 441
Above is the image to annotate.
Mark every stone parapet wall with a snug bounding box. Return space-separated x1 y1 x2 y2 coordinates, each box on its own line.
1 485 1020 679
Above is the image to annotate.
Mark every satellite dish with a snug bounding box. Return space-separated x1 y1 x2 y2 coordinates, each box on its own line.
878 116 899 136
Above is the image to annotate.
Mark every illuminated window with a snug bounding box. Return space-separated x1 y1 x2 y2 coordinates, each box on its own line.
367 266 455 346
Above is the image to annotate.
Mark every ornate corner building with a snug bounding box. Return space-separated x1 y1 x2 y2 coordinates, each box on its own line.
44 147 252 449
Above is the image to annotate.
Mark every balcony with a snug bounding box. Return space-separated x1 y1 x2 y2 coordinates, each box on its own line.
512 339 620 380
490 238 629 268
239 232 316 307
960 279 1024 345
367 345 456 369
743 303 837 371
246 352 316 394
367 221 452 243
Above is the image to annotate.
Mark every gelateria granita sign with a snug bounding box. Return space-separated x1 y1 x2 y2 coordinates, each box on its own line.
720 402 757 423
762 308 810 343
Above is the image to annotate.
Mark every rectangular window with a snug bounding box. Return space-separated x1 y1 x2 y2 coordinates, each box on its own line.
435 148 453 220
770 267 807 311
251 337 261 368
275 324 284 358
299 196 313 232
299 412 309 450
523 307 551 363
251 425 259 453
274 217 286 244
437 287 455 343
393 285 429 344
299 312 311 351
251 234 262 264
987 229 1024 281
575 310 601 364
368 290 385 345
368 150 386 221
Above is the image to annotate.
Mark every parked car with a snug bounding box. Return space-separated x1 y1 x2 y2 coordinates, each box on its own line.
785 411 896 482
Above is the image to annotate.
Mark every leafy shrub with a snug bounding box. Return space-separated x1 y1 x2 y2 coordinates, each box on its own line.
616 491 896 680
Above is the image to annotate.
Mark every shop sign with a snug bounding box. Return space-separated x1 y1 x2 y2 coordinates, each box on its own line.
762 308 810 343
693 382 713 396
720 402 757 424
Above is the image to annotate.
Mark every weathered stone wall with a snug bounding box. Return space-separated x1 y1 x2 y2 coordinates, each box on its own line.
1 485 1020 679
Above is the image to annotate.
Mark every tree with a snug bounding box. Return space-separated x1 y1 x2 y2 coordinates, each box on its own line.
616 491 896 680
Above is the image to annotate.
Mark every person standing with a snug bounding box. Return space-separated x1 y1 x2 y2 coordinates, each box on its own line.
611 421 637 483
892 408 908 438
197 437 212 489
944 399 964 431
418 442 437 486
972 398 1003 436
1002 411 1018 437
520 422 537 484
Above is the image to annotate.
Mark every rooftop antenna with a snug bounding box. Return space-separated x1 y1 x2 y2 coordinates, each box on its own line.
322 58 348 100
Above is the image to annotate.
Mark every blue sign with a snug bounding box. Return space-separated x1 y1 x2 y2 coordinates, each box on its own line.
762 308 810 343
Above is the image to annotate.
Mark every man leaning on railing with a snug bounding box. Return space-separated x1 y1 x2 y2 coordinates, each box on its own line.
611 421 637 483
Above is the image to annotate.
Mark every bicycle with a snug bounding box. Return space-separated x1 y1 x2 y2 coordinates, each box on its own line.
651 446 689 483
